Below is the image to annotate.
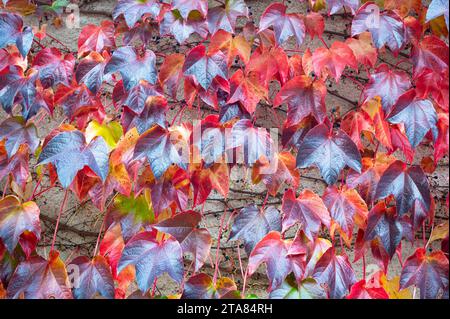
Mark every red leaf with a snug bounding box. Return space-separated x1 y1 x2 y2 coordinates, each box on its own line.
312 41 357 82
400 248 449 299
312 247 356 299
77 21 115 57
346 279 389 299
274 76 327 126
282 189 330 240
259 3 305 46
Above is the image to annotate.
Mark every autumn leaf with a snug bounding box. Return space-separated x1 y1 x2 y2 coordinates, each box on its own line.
77 21 115 57
69 255 115 299
0 117 39 158
208 30 251 66
227 69 267 114
352 2 406 53
346 279 389 299
158 53 185 98
363 64 411 114
323 185 368 242
388 89 438 148
112 0 161 28
312 247 356 299
207 0 248 35
258 3 306 46
282 189 330 240
7 251 73 299
0 195 40 254
154 211 211 272
118 230 184 293
0 11 33 57
400 248 449 299
269 274 326 299
273 76 327 126
296 123 362 185
375 160 431 216
182 273 237 299
425 0 449 31
229 204 282 255
183 45 228 90
105 46 157 91
312 41 357 82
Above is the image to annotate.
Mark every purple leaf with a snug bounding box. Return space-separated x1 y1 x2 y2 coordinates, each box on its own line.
0 117 39 158
0 12 33 58
351 2 406 53
118 231 184 293
296 123 362 185
388 89 438 148
112 0 161 28
375 160 431 216
229 204 282 255
208 0 249 35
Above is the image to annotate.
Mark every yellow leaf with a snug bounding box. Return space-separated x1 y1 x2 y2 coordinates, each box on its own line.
85 120 123 149
380 274 413 299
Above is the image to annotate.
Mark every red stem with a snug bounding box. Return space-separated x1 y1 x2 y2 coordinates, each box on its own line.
213 211 227 285
50 189 69 251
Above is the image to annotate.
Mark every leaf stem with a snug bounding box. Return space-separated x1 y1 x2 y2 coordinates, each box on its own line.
50 189 69 251
213 210 227 285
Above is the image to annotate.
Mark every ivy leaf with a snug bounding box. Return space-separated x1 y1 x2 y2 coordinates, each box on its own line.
259 3 306 46
345 32 377 68
227 70 268 114
77 21 115 57
32 48 75 88
182 273 237 299
375 160 431 216
183 45 228 90
229 204 282 255
346 279 389 299
0 66 53 119
70 255 115 299
400 248 449 299
312 247 356 299
269 275 327 299
99 223 125 278
122 96 168 134
352 2 406 53
209 30 251 66
172 0 208 20
0 117 39 158
326 0 360 15
158 53 185 98
347 153 395 204
0 12 33 58
426 0 449 31
364 202 402 259
228 119 274 166
0 195 40 254
75 51 111 95
118 230 184 293
246 46 289 87
112 0 161 28
363 64 411 114
37 130 110 188
304 12 325 40
144 166 190 216
410 35 448 79
281 189 330 240
296 123 362 185
340 110 373 151
323 185 368 241
252 151 300 196
133 125 188 179
388 89 438 148
7 251 73 299
113 80 162 115
0 143 30 190
312 41 357 82
247 231 302 291
108 191 154 241
159 8 209 44
274 76 327 126
154 211 211 272
362 97 393 151
190 162 229 206
105 46 157 91
208 0 248 35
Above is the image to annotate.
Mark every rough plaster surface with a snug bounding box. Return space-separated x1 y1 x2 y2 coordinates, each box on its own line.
0 0 448 298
